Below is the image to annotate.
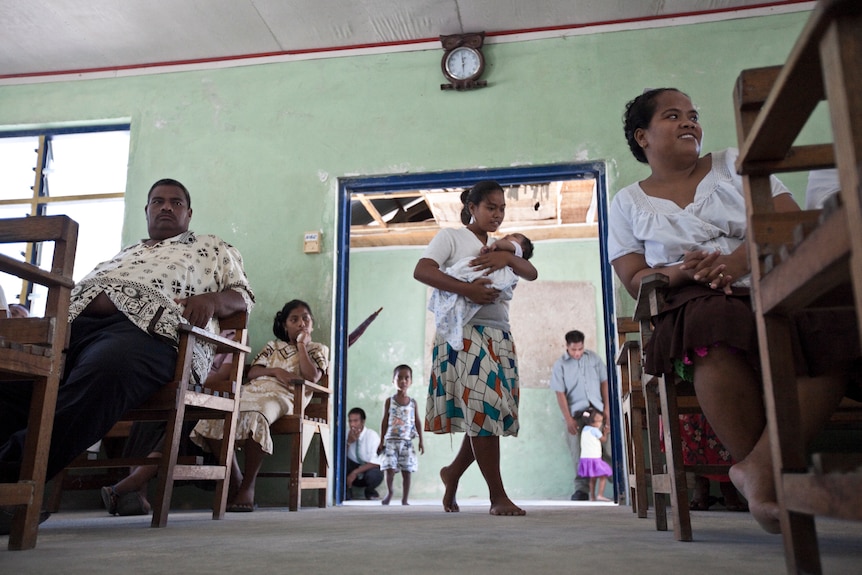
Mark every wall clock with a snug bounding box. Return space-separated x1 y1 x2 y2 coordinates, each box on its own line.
440 32 487 91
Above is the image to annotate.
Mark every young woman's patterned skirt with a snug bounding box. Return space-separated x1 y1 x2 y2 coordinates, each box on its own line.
425 324 519 437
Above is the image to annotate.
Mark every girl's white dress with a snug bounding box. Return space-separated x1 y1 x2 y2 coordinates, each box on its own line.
191 339 329 454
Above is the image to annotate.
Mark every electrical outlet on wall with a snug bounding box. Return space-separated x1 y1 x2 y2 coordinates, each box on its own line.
303 231 321 254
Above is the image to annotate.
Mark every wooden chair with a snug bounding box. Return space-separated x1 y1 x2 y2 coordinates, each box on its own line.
258 373 331 511
616 318 649 518
0 215 78 550
633 274 732 542
734 2 862 571
51 313 250 527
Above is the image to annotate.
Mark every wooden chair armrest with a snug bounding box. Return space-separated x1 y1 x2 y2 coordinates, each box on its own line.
178 323 251 354
0 253 76 289
286 377 331 395
633 273 670 321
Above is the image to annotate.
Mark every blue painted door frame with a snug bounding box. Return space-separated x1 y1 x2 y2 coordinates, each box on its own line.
333 163 623 504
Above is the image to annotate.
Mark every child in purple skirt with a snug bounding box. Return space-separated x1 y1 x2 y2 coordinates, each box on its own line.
578 408 613 502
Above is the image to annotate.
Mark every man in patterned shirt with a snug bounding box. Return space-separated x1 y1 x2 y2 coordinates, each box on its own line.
0 178 254 484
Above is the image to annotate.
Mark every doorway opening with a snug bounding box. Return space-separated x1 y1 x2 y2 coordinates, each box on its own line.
334 162 622 504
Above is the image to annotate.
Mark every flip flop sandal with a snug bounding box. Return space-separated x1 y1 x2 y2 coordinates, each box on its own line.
100 485 119 515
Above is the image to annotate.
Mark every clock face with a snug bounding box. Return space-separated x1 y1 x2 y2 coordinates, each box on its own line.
444 46 482 81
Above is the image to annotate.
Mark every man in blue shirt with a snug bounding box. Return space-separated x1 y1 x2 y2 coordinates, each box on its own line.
550 330 610 501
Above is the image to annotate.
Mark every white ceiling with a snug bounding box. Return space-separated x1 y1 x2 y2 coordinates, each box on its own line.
0 0 810 78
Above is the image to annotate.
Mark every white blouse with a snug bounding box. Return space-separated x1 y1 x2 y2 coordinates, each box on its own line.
607 148 791 285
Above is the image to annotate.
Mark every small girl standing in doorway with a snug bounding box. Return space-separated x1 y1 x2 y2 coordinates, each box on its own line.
378 364 424 505
579 408 613 502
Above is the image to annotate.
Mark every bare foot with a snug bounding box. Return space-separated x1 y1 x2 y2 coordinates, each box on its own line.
729 460 780 534
440 467 460 512
228 486 255 511
381 493 392 505
596 495 612 502
401 500 410 506
489 497 526 516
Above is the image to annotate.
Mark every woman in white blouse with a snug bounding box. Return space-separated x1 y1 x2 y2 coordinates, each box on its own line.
608 88 847 534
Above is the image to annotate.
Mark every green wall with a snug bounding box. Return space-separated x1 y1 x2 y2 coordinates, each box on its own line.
0 10 824 504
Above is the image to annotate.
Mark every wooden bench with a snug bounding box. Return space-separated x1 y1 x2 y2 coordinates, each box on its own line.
734 1 862 571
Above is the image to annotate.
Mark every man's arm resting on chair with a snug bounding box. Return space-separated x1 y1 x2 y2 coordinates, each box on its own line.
176 289 247 328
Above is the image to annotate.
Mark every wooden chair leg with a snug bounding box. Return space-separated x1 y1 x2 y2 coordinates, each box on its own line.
622 398 637 514
7 375 58 550
288 431 302 512
657 376 692 542
630 402 649 518
150 403 187 528
643 377 668 532
763 314 823 572
315 435 327 508
211 412 238 520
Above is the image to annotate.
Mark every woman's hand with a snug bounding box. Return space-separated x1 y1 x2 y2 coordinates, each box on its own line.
681 250 744 293
471 249 538 281
464 277 500 304
469 250 510 274
295 329 311 345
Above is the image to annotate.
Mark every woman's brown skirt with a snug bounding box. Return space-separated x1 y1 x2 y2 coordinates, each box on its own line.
644 283 860 389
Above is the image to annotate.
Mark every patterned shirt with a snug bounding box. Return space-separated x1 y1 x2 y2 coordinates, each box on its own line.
68 230 254 383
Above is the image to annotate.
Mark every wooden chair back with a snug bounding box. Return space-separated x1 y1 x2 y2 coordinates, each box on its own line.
0 215 78 550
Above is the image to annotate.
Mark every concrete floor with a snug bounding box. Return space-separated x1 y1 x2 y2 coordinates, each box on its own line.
2 501 860 574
